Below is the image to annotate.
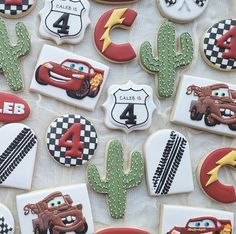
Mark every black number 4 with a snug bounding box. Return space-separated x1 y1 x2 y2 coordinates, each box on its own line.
120 104 137 125
53 13 70 35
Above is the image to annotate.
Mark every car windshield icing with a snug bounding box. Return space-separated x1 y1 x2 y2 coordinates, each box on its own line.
47 196 66 208
187 220 216 228
211 88 230 98
62 61 89 73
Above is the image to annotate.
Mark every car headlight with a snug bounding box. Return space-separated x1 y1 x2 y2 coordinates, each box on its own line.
72 74 84 79
43 63 53 69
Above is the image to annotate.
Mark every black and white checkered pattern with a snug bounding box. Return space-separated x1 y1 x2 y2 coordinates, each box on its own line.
203 19 236 71
0 0 34 16
0 217 12 233
47 114 98 167
194 0 206 7
165 0 176 6
165 0 206 7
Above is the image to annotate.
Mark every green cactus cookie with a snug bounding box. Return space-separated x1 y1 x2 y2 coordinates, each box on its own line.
87 140 144 219
139 21 193 98
0 18 30 91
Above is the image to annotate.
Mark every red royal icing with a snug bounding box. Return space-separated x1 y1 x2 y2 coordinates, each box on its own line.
94 8 137 63
96 228 150 234
0 92 30 123
4 0 23 5
199 148 236 204
216 25 236 60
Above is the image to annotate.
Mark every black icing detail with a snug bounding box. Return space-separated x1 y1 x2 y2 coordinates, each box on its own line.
152 131 187 195
194 0 206 7
0 216 13 233
0 128 37 184
165 0 177 6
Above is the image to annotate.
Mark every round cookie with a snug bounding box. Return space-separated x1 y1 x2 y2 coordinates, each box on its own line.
93 0 138 4
157 0 209 23
46 114 98 167
94 8 137 63
201 19 236 71
198 148 236 204
39 0 91 45
96 228 150 234
0 203 14 233
0 0 37 18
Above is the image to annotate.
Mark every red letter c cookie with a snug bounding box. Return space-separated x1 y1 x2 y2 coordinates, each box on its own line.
94 8 137 63
198 148 236 204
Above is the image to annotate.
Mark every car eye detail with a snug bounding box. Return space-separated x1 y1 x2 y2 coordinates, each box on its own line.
212 91 219 96
195 222 201 227
202 220 215 228
165 0 177 7
79 66 84 71
194 0 206 7
70 63 76 69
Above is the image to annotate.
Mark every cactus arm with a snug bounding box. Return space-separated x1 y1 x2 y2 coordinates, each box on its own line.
139 41 160 72
175 32 194 68
14 22 31 57
124 151 144 189
87 164 108 194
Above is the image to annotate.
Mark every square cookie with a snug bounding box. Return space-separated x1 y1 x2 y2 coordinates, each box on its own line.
30 45 109 111
160 205 234 234
16 183 94 234
171 75 236 137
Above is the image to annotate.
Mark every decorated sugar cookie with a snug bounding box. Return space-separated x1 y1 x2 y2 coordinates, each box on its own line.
159 205 234 234
46 114 98 167
94 0 138 3
198 148 236 204
202 19 236 71
87 140 144 219
171 75 236 137
0 0 37 18
97 228 150 234
0 93 30 123
0 123 37 190
139 21 193 98
94 8 137 63
103 81 156 133
157 0 209 23
39 0 91 45
16 183 94 234
0 203 14 233
30 45 109 111
145 130 194 196
0 18 30 92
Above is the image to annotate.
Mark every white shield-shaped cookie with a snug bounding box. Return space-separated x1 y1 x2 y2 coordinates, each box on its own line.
145 129 194 196
0 123 37 190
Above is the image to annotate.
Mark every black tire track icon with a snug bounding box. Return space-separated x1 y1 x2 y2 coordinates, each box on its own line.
0 128 37 184
152 131 187 195
0 216 13 233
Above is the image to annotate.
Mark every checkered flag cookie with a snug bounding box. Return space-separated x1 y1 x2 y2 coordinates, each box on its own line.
203 19 236 70
194 0 206 7
47 114 98 167
0 217 12 233
0 0 33 16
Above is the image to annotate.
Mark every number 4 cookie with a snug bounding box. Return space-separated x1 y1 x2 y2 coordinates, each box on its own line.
39 0 91 45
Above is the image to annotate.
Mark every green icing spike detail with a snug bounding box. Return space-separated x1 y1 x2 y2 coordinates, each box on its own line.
0 18 31 91
87 140 144 219
139 21 193 98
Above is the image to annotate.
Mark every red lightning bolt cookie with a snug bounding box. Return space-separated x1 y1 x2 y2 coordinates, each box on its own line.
198 148 236 204
94 8 137 63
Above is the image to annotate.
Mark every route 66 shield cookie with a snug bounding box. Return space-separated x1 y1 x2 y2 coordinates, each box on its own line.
103 81 156 133
39 0 91 45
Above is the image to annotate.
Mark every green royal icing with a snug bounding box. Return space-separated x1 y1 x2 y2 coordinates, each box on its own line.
87 140 144 219
0 18 30 92
139 21 193 98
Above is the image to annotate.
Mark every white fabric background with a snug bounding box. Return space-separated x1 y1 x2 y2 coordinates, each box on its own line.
0 0 235 233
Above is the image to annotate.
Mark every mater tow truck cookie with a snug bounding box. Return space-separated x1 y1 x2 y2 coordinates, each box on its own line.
0 203 14 233
30 45 109 111
157 0 209 23
0 0 37 18
202 19 236 71
39 0 91 45
0 123 37 190
171 75 236 137
46 114 98 167
103 81 156 133
16 184 94 234
198 148 236 204
145 130 194 196
160 205 234 234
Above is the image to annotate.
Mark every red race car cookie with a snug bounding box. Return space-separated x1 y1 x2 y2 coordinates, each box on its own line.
198 148 236 203
94 8 137 63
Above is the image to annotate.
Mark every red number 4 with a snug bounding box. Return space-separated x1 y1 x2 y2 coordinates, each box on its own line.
59 123 84 158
